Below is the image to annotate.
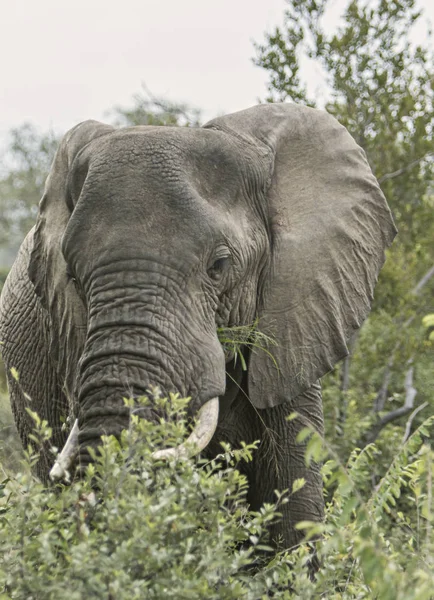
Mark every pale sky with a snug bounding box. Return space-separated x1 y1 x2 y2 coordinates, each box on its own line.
1 0 433 145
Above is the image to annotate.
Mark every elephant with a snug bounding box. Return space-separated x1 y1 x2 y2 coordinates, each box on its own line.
0 103 396 550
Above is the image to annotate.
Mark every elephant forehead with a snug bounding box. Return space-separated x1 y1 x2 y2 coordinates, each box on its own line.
63 129 261 267
79 126 259 200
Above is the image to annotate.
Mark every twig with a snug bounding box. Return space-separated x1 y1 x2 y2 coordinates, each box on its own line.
374 357 394 413
365 363 418 445
378 367 417 429
413 265 434 296
402 402 429 444
140 83 200 124
378 152 433 183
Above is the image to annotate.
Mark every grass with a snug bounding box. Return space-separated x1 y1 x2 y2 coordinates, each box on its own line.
217 321 278 371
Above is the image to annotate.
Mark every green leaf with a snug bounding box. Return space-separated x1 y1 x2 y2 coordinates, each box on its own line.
292 477 306 493
9 367 19 381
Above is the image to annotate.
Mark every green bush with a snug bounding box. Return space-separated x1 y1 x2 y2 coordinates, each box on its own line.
0 397 295 599
0 391 22 474
0 397 433 599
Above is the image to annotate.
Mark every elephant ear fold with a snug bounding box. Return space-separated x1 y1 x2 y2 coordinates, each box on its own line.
29 120 114 304
204 103 397 408
28 121 114 376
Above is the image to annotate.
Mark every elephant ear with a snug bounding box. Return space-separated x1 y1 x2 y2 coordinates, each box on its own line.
29 120 114 379
204 103 397 408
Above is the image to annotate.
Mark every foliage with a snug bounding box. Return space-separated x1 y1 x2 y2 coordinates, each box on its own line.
281 415 434 598
283 415 434 599
422 313 434 342
0 397 290 599
0 390 22 474
0 125 59 267
109 85 201 128
1 399 434 598
255 0 434 468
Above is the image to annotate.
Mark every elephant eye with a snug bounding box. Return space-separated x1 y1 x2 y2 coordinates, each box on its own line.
208 255 231 282
66 264 77 284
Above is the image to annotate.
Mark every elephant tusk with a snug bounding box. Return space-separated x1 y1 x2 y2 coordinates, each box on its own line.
49 419 80 482
152 397 219 460
49 397 219 480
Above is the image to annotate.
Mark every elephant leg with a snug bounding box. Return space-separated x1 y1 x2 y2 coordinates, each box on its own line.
249 381 324 550
0 234 68 480
210 381 324 551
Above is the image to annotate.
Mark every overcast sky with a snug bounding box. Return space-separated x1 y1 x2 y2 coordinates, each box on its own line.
1 0 433 145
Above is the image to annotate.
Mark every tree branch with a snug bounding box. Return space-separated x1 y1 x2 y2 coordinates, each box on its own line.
338 331 359 431
402 401 429 444
365 363 418 445
373 357 394 413
378 152 433 184
378 365 417 425
412 265 434 296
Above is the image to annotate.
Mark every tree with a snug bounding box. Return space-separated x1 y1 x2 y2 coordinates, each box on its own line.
0 124 59 267
254 0 434 466
109 85 201 127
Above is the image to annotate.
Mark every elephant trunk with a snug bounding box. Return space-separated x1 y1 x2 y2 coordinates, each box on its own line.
61 281 225 477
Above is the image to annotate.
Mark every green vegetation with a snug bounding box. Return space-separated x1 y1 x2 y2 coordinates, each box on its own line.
0 397 285 599
110 85 201 128
0 0 433 596
0 125 59 267
1 398 434 598
0 390 22 474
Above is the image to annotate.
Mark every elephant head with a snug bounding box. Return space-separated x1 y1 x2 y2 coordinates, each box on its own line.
24 103 396 478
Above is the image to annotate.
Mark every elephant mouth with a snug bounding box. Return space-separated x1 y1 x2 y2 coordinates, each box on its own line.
49 397 219 482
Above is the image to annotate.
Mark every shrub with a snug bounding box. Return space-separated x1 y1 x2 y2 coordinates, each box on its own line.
0 397 295 599
0 397 433 599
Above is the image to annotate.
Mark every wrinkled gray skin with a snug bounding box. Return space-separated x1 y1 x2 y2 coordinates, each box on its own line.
0 104 396 549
